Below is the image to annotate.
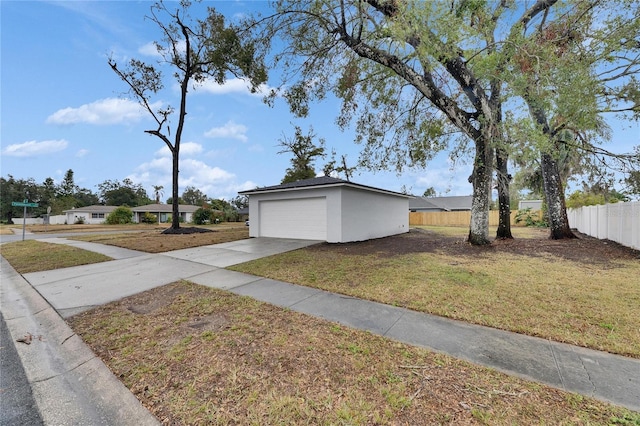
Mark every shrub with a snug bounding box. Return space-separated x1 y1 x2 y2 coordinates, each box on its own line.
140 212 157 224
514 208 547 227
74 216 86 225
192 207 213 225
105 206 133 224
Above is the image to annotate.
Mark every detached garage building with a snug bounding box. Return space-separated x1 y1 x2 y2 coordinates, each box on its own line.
239 176 409 243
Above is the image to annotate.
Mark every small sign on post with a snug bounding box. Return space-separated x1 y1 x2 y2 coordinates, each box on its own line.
11 200 39 241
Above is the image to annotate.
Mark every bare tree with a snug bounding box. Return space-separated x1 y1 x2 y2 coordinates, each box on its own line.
109 0 266 232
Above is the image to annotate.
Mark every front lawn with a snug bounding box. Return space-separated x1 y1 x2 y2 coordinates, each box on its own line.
230 226 640 358
68 281 638 425
1 240 112 273
70 223 249 253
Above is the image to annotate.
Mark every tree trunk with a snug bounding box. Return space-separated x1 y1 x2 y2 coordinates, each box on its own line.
171 151 180 230
468 135 492 245
540 152 576 239
495 147 513 239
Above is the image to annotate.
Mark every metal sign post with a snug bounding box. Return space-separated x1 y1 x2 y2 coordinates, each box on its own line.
11 200 39 241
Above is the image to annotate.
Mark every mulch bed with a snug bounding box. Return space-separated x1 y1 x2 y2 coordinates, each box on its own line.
307 228 640 267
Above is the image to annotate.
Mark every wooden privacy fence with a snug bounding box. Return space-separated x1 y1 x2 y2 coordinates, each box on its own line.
409 210 543 227
567 201 640 250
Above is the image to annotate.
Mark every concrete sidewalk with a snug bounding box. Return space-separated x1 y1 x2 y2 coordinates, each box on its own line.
2 237 639 425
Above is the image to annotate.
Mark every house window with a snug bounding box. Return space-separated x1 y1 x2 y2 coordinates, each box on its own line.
92 213 105 219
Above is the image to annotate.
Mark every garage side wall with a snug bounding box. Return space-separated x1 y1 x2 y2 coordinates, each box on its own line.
340 187 409 242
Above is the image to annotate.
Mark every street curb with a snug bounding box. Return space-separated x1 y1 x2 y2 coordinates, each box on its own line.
0 256 159 425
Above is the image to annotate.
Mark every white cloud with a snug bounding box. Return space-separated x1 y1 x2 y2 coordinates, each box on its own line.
204 121 248 142
413 164 473 196
139 40 186 58
180 159 235 185
129 146 248 200
76 149 90 158
192 77 272 97
138 42 161 57
154 141 203 158
2 139 68 157
46 98 158 125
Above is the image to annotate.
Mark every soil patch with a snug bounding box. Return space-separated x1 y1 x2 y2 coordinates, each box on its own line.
161 226 214 235
308 228 640 268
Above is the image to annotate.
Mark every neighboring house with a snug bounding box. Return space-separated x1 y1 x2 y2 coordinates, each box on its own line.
409 195 473 212
64 205 118 225
63 204 200 224
240 176 409 243
131 204 199 224
518 200 543 211
237 207 249 222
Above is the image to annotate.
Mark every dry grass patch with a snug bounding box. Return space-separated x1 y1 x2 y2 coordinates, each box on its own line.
25 224 169 233
68 281 636 425
70 224 249 253
0 226 15 235
231 227 640 358
0 240 112 273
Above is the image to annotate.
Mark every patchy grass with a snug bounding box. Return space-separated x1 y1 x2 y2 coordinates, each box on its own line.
24 223 169 233
0 225 15 235
68 281 637 425
70 223 249 253
0 240 112 273
231 226 640 358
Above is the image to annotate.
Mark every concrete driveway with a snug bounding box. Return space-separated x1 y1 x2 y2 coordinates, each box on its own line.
23 237 320 318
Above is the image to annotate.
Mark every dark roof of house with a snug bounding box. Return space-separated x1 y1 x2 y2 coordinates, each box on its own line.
409 195 473 211
239 176 409 198
63 205 117 214
64 204 200 214
131 204 200 213
409 197 441 210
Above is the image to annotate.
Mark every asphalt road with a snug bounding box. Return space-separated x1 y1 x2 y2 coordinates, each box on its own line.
0 311 43 426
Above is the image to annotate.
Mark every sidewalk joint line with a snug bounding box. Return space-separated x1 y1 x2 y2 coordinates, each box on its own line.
549 340 566 390
382 311 405 337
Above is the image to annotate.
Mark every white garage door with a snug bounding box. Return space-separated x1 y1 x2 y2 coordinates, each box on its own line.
259 197 327 240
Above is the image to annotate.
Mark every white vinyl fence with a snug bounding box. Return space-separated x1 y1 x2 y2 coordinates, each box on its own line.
567 201 640 250
11 215 67 225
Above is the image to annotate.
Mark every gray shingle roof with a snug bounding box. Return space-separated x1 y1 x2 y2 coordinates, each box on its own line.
131 204 200 213
240 176 409 198
409 195 473 211
64 204 201 214
63 205 117 214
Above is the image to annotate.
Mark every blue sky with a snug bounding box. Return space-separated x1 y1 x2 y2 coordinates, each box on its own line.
1 1 638 203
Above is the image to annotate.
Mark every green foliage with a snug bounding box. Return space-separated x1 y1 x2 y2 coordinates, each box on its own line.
278 126 325 184
514 208 547 228
0 172 99 222
230 195 249 210
610 411 640 425
422 187 436 198
105 206 134 225
74 216 86 225
98 178 151 207
566 190 627 209
140 212 157 224
193 207 214 225
182 187 208 206
624 169 640 198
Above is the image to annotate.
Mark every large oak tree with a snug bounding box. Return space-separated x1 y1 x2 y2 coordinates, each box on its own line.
256 0 560 244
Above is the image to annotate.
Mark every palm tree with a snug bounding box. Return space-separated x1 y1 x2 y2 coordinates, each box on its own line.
153 185 164 204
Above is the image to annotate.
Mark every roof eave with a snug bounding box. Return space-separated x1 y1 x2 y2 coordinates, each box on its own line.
240 182 410 198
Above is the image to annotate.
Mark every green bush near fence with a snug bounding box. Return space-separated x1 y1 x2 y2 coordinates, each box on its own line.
514 208 548 227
